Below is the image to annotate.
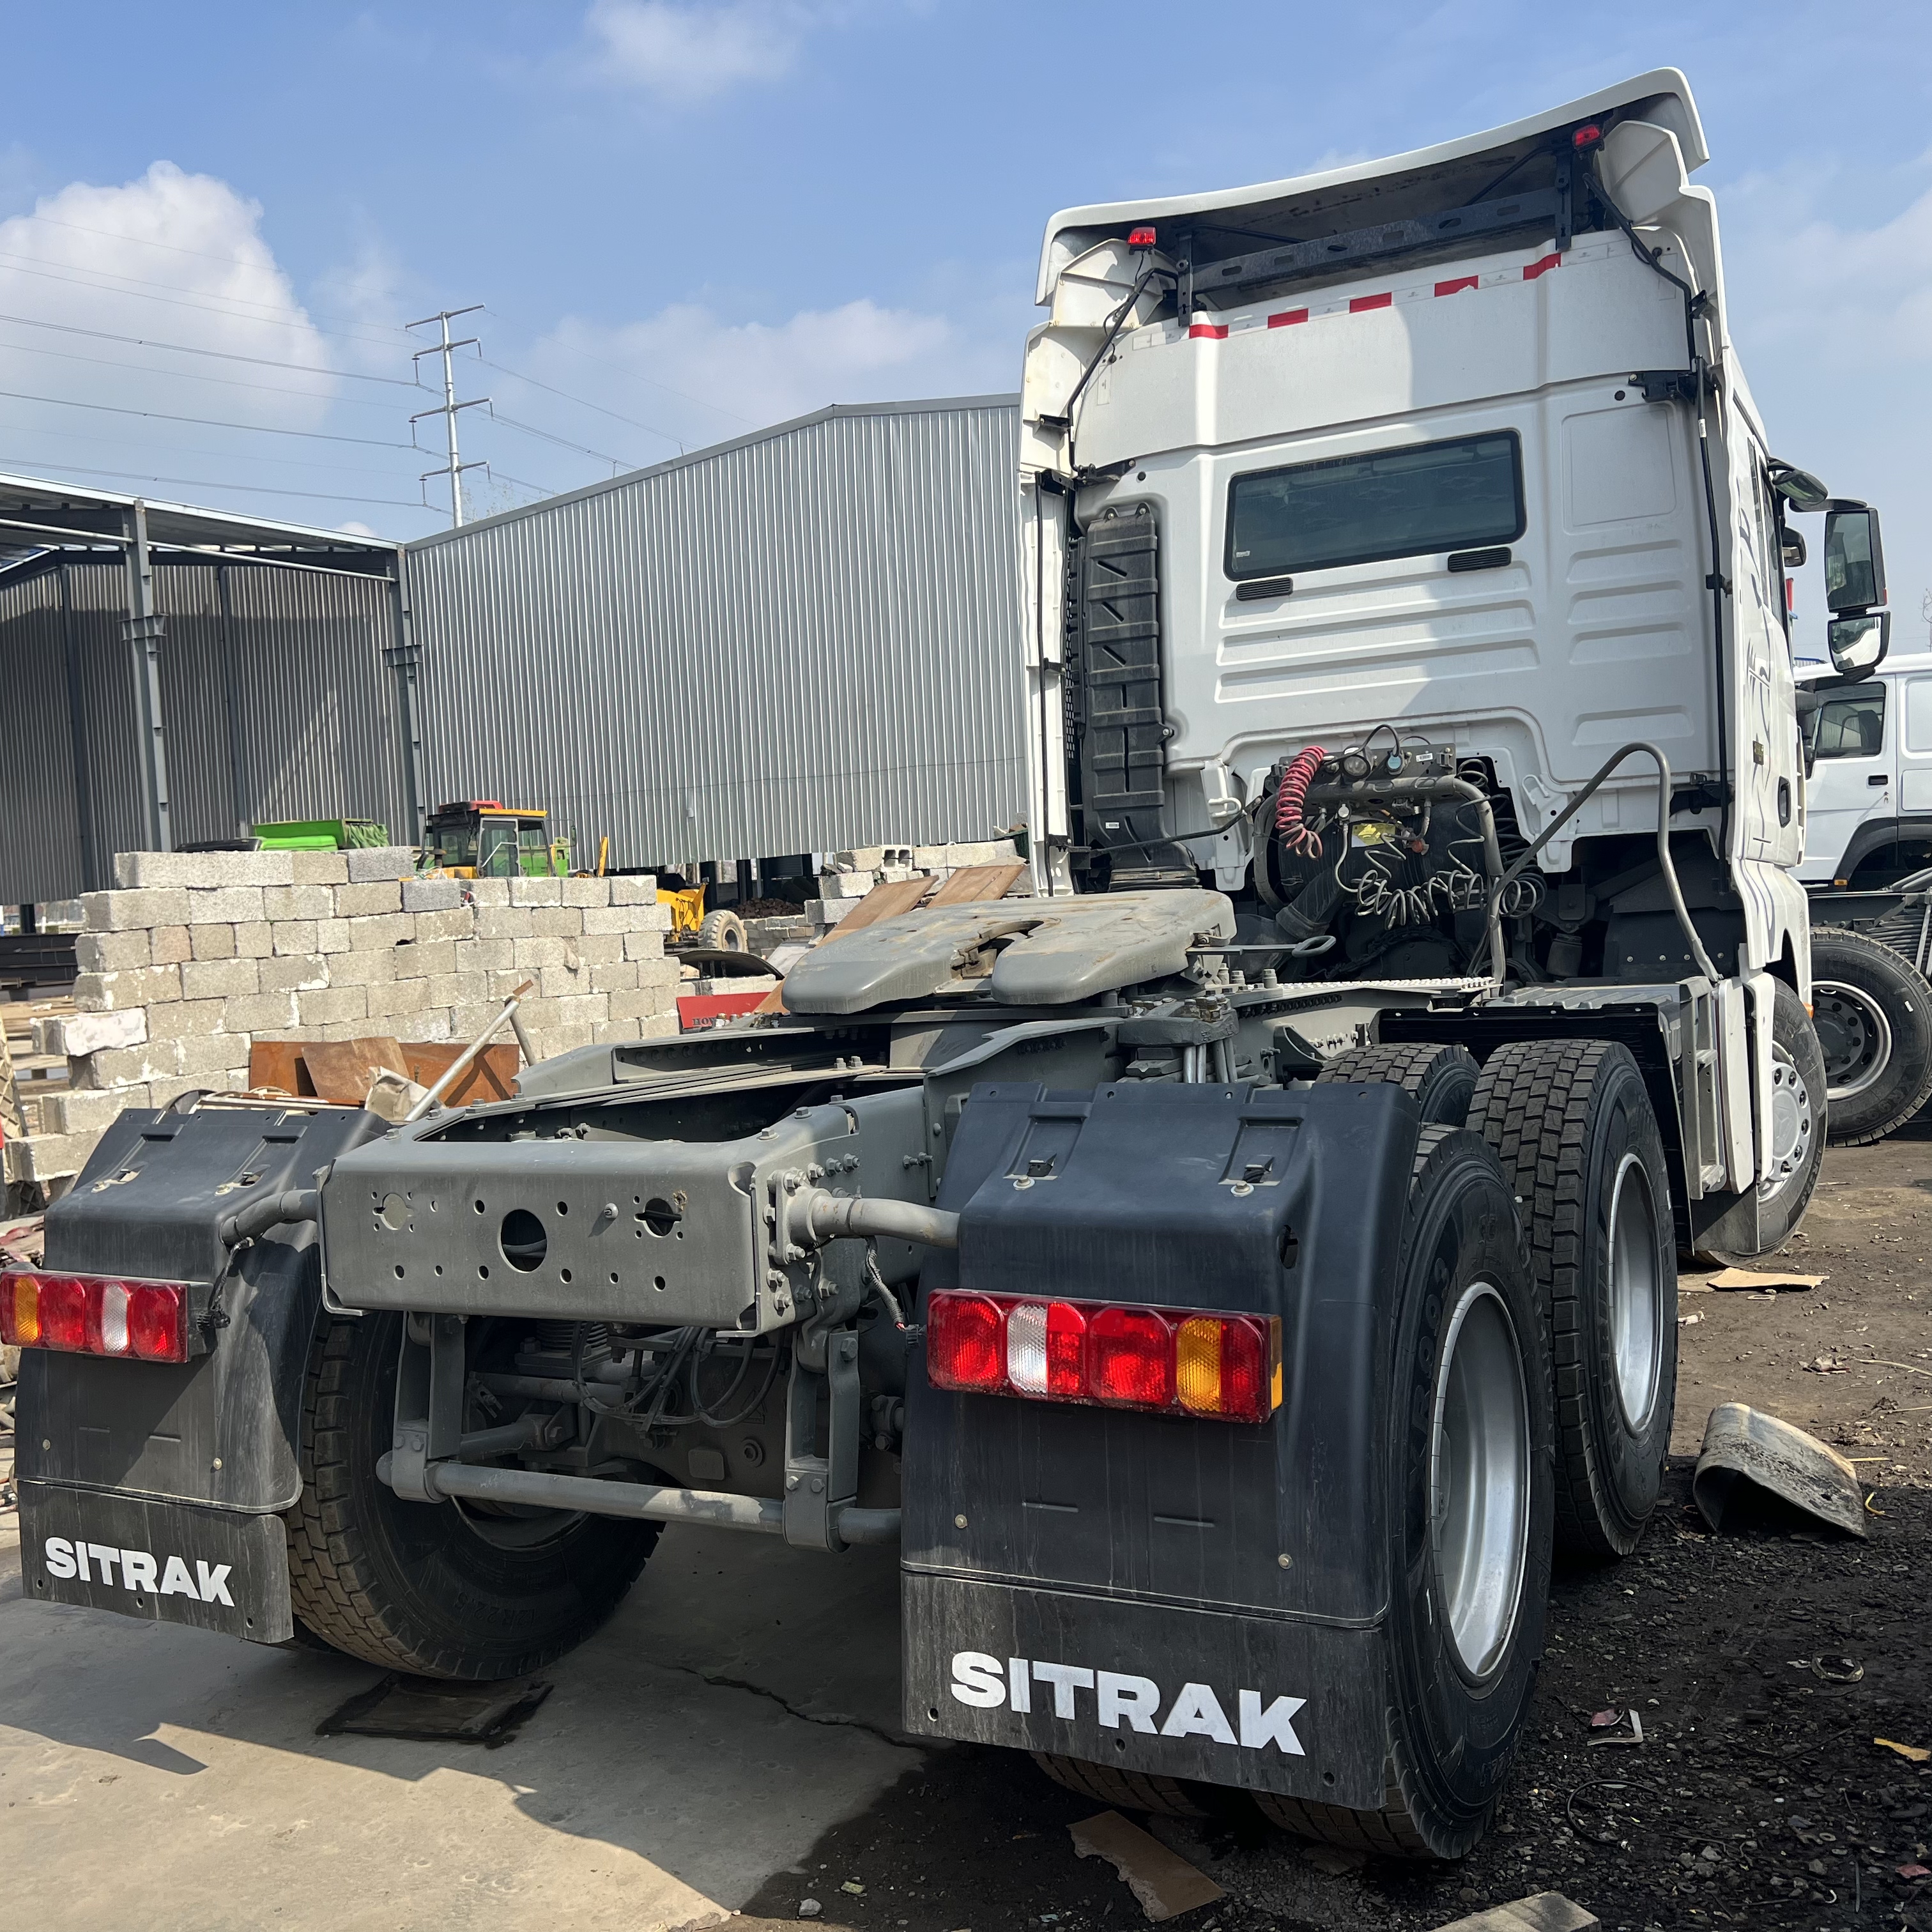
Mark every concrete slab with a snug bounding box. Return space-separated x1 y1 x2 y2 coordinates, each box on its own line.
0 1512 917 1932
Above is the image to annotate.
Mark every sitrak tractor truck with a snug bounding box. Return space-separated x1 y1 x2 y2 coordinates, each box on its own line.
5 71 1899 1859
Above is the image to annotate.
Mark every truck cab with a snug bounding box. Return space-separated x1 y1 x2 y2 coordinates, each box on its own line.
421 799 567 878
1798 657 1932 887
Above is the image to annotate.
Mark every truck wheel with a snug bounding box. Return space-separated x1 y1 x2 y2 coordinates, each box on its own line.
696 910 747 952
1315 1041 1479 1124
285 1312 657 1680
1809 927 1932 1145
1032 1754 1206 1818
1751 979 1828 1243
1256 1126 1552 1859
1468 1040 1675 1558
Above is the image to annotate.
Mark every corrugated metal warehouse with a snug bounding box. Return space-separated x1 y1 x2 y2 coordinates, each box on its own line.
0 478 416 907
402 395 1028 871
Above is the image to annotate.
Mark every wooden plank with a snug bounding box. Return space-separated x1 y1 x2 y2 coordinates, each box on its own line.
819 876 933 940
924 862 1027 908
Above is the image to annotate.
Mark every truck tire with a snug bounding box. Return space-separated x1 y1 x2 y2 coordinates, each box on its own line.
1467 1040 1675 1558
285 1312 658 1680
1031 1754 1207 1818
1749 979 1828 1245
1809 927 1932 1145
696 910 747 953
1255 1126 1552 1859
1315 1041 1479 1125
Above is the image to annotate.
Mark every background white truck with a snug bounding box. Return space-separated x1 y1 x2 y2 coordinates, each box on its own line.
4 68 1899 1864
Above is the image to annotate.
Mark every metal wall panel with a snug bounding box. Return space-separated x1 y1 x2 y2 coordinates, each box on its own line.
0 560 410 905
404 399 1028 869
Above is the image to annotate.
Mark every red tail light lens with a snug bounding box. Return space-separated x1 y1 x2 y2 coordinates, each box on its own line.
927 1292 1006 1393
1128 226 1157 247
924 1291 1280 1423
0 1270 194 1363
1089 1307 1174 1408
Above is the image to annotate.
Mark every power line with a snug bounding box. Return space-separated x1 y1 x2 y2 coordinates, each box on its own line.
479 355 687 450
0 384 414 447
480 308 756 428
0 330 408 408
0 309 420 384
0 417 427 479
485 408 640 471
0 458 427 509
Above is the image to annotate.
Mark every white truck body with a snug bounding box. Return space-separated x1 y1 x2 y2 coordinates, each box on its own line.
1798 657 1932 884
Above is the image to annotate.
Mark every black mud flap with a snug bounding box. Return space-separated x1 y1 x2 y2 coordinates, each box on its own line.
901 1573 1387 1809
18 1480 293 1643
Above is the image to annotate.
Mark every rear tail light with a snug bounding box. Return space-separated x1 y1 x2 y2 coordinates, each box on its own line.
0 1271 195 1363
927 1291 1282 1423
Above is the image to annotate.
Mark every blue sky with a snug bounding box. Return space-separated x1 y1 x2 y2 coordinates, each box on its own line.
0 1 1925 648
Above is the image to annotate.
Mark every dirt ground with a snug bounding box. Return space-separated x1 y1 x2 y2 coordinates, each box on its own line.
3 1130 1928 1931
730 1128 1932 1932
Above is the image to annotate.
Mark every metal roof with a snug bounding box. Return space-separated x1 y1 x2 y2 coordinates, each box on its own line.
0 468 399 588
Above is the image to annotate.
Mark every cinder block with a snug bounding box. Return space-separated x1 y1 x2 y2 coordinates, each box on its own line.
550 1021 597 1054
590 962 640 994
43 1008 146 1057
593 1018 644 1044
263 885 337 921
224 991 300 1033
17 1130 105 1183
472 908 526 940
189 923 238 961
624 931 669 963
606 875 659 904
259 954 330 994
74 1039 185 1088
73 964 182 1013
560 876 609 907
397 1012 454 1045
187 886 266 925
572 932 624 965
270 920 321 956
507 995 562 1034
397 937 455 978
508 877 563 907
425 970 492 1009
346 845 416 882
182 957 260 1000
463 938 516 970
579 905 640 935
149 924 192 966
466 878 512 908
82 887 192 933
637 904 672 932
149 1075 218 1108
639 1013 678 1040
537 963 588 999
348 913 413 950
824 872 877 900
336 881 403 917
402 876 463 914
448 1001 500 1041
510 936 571 970
635 955 680 990
234 921 273 958
314 921 351 955
47 1087 133 1135
411 908 474 943
833 848 886 872
608 986 673 1022
178 1033 249 1077
77 930 152 972
114 849 293 889
330 949 397 988
290 850 351 886
152 999 229 1039
296 985 369 1027
367 978 431 1021
529 906 584 938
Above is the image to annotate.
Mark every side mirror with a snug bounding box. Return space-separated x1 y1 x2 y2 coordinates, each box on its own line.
1781 529 1807 569
1770 465 1830 512
1828 610 1890 677
1825 502 1887 613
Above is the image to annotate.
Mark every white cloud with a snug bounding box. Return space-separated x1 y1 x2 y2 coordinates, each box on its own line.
0 160 335 432
531 295 1013 453
585 0 809 101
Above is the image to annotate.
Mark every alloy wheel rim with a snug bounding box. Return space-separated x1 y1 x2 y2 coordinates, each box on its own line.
1812 979 1894 1103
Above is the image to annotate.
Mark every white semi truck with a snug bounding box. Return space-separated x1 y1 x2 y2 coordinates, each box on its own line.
5 69 1896 1861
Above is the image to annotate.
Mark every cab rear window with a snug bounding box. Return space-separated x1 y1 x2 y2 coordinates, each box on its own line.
1227 432 1524 578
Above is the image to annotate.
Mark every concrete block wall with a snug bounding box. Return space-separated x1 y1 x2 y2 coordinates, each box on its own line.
17 848 675 1184
808 838 1020 929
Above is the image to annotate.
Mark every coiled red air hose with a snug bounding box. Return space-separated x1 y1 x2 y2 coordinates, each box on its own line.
1275 746 1327 859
